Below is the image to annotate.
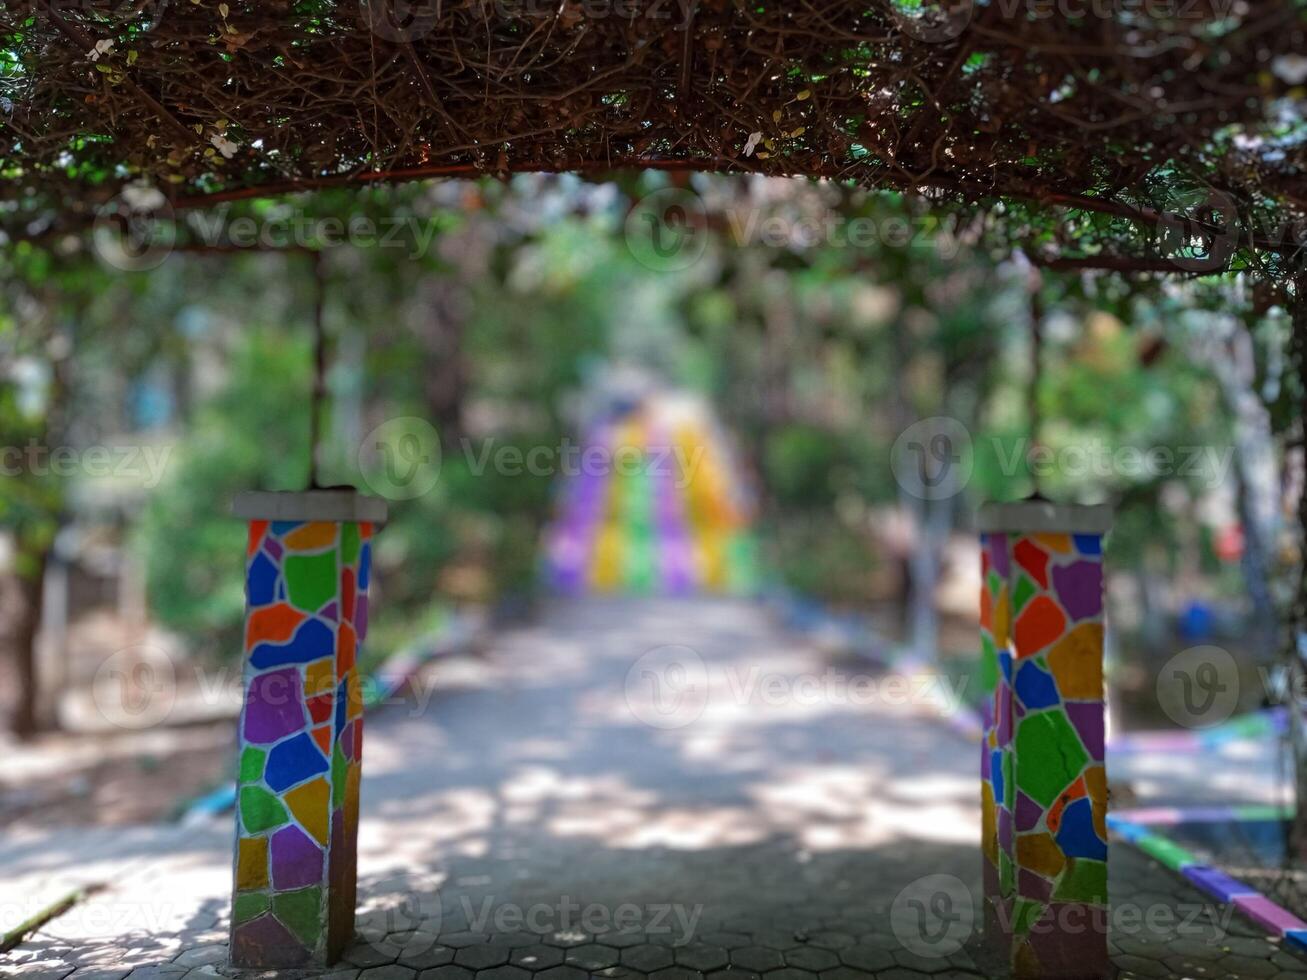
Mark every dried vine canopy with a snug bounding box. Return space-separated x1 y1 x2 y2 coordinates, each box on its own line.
1 0 1305 271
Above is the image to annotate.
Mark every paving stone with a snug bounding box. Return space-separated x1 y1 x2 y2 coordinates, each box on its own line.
11 964 77 980
511 944 565 969
346 945 403 968
805 933 855 951
564 944 619 970
623 945 675 972
651 968 707 980
400 945 457 969
542 931 591 950
728 947 782 972
1110 954 1169 978
818 969 877 980
475 968 531 980
418 968 475 980
750 930 804 952
891 950 953 973
534 968 588 980
496 932 542 949
835 945 893 972
441 933 493 950
700 933 750 950
674 945 729 972
1221 954 1281 977
169 947 225 969
359 966 418 980
122 969 187 980
454 945 511 970
600 930 649 949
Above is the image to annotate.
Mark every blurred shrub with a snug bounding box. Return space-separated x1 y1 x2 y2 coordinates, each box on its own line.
767 515 877 606
762 424 853 511
135 330 312 659
138 341 562 662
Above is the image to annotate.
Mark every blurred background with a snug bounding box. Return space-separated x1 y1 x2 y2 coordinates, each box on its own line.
0 173 1294 837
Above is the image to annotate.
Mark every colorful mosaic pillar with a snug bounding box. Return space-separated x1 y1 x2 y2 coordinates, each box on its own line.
229 490 386 969
978 501 1111 979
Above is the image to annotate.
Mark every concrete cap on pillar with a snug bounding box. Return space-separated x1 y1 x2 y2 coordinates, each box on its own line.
976 500 1111 535
232 489 388 526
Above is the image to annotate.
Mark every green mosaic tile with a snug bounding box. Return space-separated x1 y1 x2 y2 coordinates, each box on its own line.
239 746 267 783
1012 573 1036 614
1054 858 1107 904
285 551 338 612
273 886 324 947
240 785 289 832
1000 851 1014 895
332 742 347 809
979 634 999 694
341 523 361 565
1012 897 1043 936
233 891 270 925
1014 711 1089 808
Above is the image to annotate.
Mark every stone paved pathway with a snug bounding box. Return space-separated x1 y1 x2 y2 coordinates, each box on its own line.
5 597 1307 979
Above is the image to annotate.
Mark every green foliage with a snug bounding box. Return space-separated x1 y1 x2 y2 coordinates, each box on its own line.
766 515 878 606
134 329 312 656
763 424 852 511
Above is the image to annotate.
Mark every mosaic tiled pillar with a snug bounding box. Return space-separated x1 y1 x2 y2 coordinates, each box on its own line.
978 501 1111 979
229 490 387 969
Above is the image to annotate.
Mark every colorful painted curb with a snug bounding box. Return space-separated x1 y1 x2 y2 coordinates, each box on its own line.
1109 806 1307 953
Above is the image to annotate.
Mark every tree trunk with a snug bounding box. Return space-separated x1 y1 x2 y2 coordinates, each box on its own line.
418 280 468 451
1195 320 1278 659
4 550 48 739
1287 274 1307 863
